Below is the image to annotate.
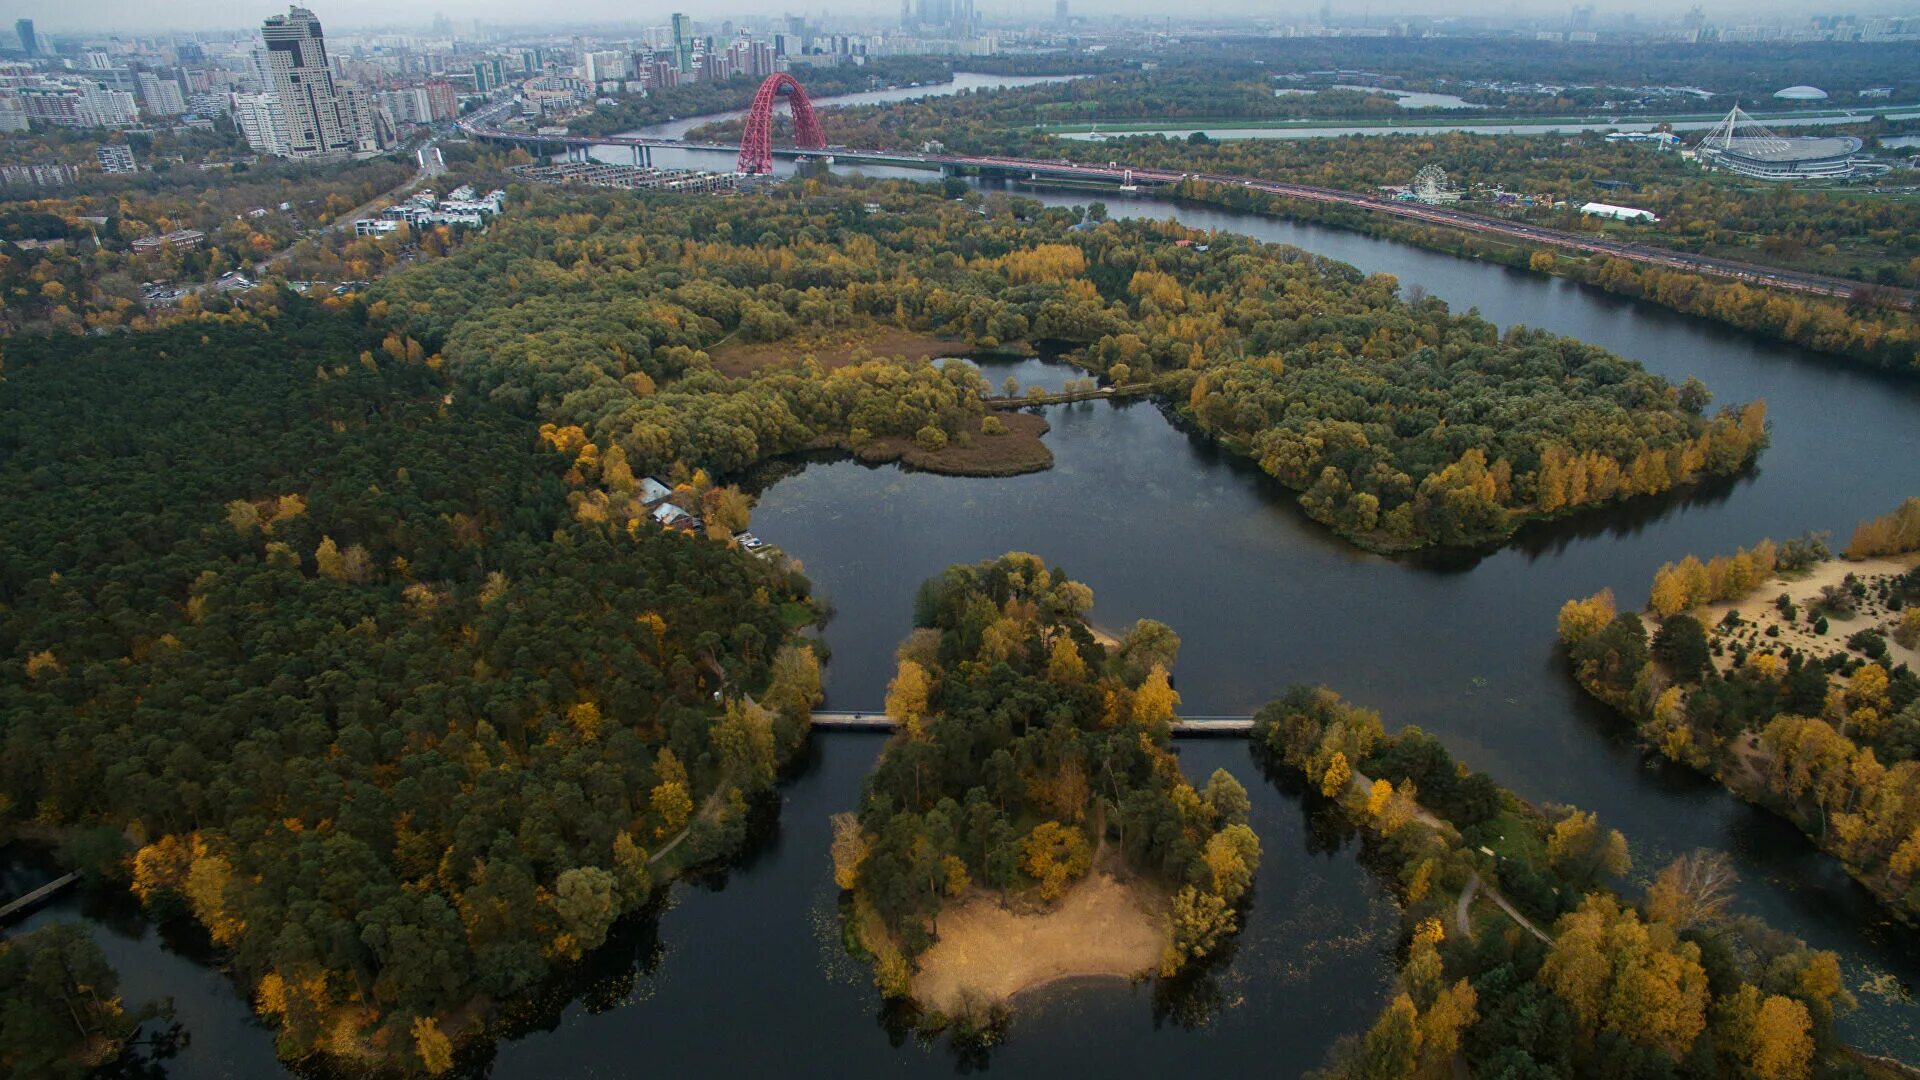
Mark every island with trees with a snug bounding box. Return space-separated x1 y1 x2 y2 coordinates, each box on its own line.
1251 686 1879 1080
1559 497 1920 924
370 180 1765 551
830 554 1259 1032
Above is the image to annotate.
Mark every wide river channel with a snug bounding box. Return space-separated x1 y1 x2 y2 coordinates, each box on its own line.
7 80 1920 1077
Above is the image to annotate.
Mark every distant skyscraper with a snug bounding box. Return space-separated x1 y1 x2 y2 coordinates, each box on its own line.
671 13 694 73
1054 0 1068 26
258 6 379 157
14 18 36 57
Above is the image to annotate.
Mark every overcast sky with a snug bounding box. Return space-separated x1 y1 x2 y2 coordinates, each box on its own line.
7 0 1909 35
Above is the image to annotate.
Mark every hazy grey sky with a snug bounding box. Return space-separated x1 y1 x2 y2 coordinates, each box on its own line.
4 0 1907 35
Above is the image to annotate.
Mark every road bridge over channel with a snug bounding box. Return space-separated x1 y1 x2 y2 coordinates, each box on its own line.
810 712 1255 736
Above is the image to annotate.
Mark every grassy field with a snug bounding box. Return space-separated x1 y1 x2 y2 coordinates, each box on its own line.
708 327 975 378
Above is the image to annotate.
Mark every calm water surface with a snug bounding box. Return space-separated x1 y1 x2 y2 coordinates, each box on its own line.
7 161 1920 1075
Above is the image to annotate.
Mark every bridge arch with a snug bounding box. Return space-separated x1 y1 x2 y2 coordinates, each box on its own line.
737 73 826 175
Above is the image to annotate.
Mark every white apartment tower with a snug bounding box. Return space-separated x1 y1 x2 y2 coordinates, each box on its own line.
257 6 378 157
232 90 291 156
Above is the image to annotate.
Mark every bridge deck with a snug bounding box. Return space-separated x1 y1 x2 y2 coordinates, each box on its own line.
810 712 1253 735
0 871 78 924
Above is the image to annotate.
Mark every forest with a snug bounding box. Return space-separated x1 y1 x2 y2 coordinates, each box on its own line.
0 302 823 1072
1560 500 1920 924
369 180 1762 551
1254 686 1870 1080
832 554 1257 1024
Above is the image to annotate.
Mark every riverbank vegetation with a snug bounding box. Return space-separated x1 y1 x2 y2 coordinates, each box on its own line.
1560 498 1920 924
369 180 1763 550
1252 686 1869 1080
712 72 1920 370
0 922 168 1078
0 304 823 1071
830 554 1258 1028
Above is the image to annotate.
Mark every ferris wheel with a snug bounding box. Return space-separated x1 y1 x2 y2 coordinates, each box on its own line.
1412 164 1451 202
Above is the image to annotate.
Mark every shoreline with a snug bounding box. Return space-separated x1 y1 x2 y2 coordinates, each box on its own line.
907 872 1169 1015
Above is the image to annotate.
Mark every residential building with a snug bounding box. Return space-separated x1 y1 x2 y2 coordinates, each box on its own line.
138 71 186 116
257 5 380 157
672 13 694 73
381 86 432 124
0 162 76 186
231 90 290 155
423 79 457 120
96 143 137 172
583 49 626 84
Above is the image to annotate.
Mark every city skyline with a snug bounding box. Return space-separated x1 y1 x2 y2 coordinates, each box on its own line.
12 0 1920 34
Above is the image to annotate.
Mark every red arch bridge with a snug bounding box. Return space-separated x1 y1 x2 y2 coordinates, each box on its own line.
456 81 1905 307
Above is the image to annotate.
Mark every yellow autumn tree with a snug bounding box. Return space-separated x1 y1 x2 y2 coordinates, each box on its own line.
411 1016 454 1075
829 812 871 891
1021 820 1091 902
1749 995 1815 1080
884 659 930 727
1321 751 1352 798
1132 663 1180 726
1539 894 1709 1059
649 749 693 839
1047 635 1088 683
1558 588 1616 645
568 701 603 742
314 536 345 580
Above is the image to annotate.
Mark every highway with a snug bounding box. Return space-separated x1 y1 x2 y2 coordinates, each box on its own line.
460 113 1909 307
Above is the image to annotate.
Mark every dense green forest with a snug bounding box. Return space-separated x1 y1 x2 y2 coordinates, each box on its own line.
0 922 166 1078
833 554 1257 1019
0 303 821 1071
370 181 1762 550
1253 686 1868 1080
1561 504 1920 924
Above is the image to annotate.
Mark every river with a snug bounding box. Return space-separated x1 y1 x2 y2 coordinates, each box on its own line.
8 133 1920 1077
634 72 1079 142
1056 108 1920 141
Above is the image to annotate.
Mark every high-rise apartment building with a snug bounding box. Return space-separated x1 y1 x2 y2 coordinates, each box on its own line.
257 6 378 157
583 49 626 84
14 19 36 57
423 80 457 121
231 90 290 155
137 71 186 116
671 14 694 73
